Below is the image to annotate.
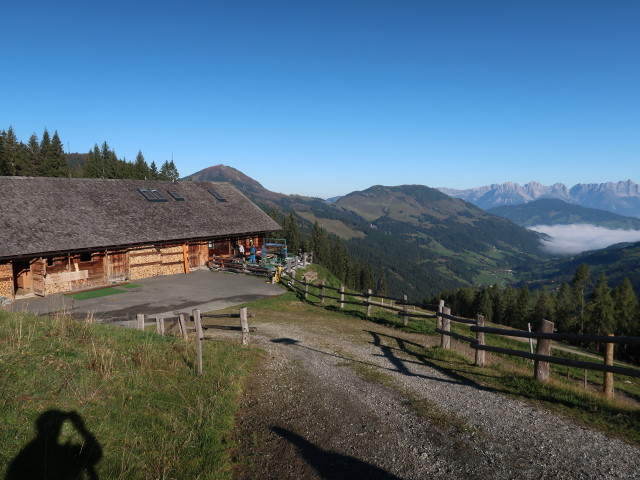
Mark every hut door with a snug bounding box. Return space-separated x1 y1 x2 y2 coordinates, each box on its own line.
31 259 46 296
107 253 128 282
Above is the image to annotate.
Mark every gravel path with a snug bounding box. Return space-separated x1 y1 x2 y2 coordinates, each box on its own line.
229 312 640 479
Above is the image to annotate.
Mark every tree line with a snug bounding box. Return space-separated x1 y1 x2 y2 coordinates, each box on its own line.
270 211 383 294
431 264 640 362
0 126 178 180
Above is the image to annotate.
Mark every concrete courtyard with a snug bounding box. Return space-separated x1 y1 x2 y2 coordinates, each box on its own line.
5 270 285 324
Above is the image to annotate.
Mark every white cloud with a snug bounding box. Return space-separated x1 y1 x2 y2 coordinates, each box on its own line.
528 224 640 255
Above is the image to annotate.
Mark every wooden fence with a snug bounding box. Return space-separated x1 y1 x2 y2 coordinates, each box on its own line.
284 274 640 399
135 307 253 375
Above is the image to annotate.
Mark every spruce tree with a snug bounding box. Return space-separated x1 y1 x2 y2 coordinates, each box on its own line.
47 131 68 177
39 129 52 176
611 277 639 336
149 161 158 179
134 151 149 179
27 133 42 176
1 126 21 176
586 272 615 337
572 263 591 335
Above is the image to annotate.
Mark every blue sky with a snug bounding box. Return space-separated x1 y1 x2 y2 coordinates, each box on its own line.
3 1 638 198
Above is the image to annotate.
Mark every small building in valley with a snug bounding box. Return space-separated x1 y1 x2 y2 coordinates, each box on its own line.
0 177 281 300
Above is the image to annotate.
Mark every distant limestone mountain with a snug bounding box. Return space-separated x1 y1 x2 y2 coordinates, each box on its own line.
439 180 640 218
488 199 640 229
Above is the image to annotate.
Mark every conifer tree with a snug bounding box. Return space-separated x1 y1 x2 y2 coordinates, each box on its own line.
572 263 591 335
586 272 615 337
149 161 158 179
554 281 577 332
376 267 388 296
27 133 42 176
47 131 67 177
133 151 149 179
0 126 21 175
611 277 638 336
39 129 52 176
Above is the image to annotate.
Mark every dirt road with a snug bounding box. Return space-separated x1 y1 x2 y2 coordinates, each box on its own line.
229 308 640 479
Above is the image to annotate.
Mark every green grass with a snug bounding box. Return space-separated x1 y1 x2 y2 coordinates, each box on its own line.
121 284 142 289
0 310 259 479
65 287 128 300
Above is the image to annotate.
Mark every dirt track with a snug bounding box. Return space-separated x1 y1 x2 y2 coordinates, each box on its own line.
229 309 640 479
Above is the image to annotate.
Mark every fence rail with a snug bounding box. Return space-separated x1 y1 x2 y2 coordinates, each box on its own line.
282 272 640 398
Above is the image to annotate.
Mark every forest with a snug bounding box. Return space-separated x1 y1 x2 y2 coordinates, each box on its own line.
0 126 178 180
432 264 640 362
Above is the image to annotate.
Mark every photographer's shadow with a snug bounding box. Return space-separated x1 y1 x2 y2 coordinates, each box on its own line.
5 410 102 480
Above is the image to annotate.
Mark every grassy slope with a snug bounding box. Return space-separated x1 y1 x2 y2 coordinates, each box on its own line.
0 311 259 480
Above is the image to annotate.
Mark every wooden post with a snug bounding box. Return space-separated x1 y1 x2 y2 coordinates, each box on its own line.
286 257 292 275
437 300 444 330
584 369 588 389
304 280 308 300
527 323 534 354
240 307 250 346
603 333 614 399
339 285 344 309
402 294 409 326
320 281 325 304
441 307 451 349
366 289 372 318
155 317 165 335
136 313 145 331
475 314 485 367
193 309 203 376
534 319 554 382
178 313 188 339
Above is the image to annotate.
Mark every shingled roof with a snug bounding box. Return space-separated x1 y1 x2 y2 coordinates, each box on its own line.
0 177 281 260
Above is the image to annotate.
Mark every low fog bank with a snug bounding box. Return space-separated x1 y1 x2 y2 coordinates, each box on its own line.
529 224 640 255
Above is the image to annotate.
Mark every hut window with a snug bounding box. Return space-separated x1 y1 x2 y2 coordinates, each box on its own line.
47 258 54 266
138 188 169 202
80 252 92 262
168 190 185 201
208 190 226 202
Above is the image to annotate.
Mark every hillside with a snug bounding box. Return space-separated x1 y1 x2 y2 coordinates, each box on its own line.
184 166 546 299
441 180 640 218
519 240 640 295
488 199 640 229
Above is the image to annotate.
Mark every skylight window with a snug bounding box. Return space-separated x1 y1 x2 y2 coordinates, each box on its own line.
208 189 227 202
168 190 185 201
138 188 169 202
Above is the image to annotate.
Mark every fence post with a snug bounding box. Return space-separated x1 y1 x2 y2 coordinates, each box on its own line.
402 294 409 326
366 289 372 318
437 300 444 330
240 307 250 346
136 313 145 331
603 333 614 399
440 307 451 349
286 257 293 275
304 280 308 301
178 313 188 339
193 309 203 376
534 319 554 382
475 314 485 367
320 281 325 304
339 285 344 309
155 317 165 335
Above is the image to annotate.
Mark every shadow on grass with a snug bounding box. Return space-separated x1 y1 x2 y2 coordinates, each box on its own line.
5 410 102 480
271 426 401 480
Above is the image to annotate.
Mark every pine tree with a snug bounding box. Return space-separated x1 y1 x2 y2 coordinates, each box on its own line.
376 267 388 296
529 286 555 328
1 126 21 175
554 281 577 332
39 129 52 176
27 133 42 176
133 151 149 179
167 159 179 181
47 131 67 177
282 213 302 253
586 272 615 337
611 277 638 336
149 161 158 179
572 264 591 335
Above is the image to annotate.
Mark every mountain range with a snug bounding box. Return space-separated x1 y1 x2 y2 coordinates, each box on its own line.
488 199 640 230
439 180 640 218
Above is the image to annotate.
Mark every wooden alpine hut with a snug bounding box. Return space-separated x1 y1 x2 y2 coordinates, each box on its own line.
0 176 281 300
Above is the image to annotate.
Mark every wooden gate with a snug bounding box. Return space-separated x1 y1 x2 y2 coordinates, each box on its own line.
31 259 46 296
107 252 128 282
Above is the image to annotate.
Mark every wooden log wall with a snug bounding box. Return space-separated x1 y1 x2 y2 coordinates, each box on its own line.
0 262 13 299
129 247 163 280
161 245 185 276
44 253 107 295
